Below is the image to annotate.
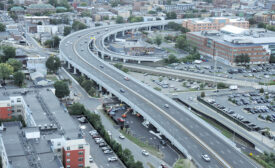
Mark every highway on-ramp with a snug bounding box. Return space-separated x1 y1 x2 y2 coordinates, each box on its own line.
60 21 259 168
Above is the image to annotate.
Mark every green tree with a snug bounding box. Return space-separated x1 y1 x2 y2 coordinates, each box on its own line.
270 54 275 63
0 23 6 32
0 2 4 10
248 18 256 25
116 16 124 24
164 54 179 64
2 45 16 62
80 2 87 6
175 35 188 50
201 92 205 97
234 54 250 65
259 88 264 93
257 22 266 28
68 103 86 115
37 21 42 25
46 56 61 73
54 80 70 98
114 63 123 69
133 161 143 168
63 26 71 36
148 10 157 14
72 20 87 31
13 71 24 87
217 82 228 89
154 35 162 46
166 12 177 20
53 36 61 48
48 0 58 7
7 58 22 72
81 80 94 91
156 7 162 12
0 63 13 84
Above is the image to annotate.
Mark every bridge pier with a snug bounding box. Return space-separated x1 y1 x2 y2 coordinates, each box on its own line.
122 31 125 36
110 57 113 61
123 59 127 63
67 62 71 69
148 26 151 31
73 67 77 74
138 60 141 64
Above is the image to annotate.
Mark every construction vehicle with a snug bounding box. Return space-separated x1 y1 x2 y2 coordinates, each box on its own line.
122 108 132 118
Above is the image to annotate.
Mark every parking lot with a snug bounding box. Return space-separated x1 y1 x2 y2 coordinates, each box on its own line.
204 90 275 139
72 116 125 168
128 71 214 94
102 98 180 167
166 60 275 83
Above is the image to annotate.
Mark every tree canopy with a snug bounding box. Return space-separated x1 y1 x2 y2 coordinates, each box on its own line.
7 58 22 72
1 45 16 62
46 56 61 73
72 20 87 31
154 35 162 46
63 26 71 36
166 12 177 20
13 71 24 87
116 16 124 24
0 23 6 32
234 54 250 65
0 63 13 83
54 80 70 98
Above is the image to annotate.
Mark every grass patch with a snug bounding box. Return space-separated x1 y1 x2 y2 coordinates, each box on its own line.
200 115 233 139
164 47 177 54
173 158 196 168
248 153 275 168
120 130 163 159
46 75 58 82
259 80 275 85
98 109 117 126
154 87 162 91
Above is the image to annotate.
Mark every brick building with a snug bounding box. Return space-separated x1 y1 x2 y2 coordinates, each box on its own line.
182 17 249 32
0 98 12 119
186 25 275 66
63 139 91 168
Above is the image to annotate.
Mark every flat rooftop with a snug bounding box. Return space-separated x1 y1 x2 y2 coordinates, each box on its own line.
189 26 275 47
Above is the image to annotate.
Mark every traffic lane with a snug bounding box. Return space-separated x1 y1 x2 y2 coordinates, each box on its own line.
67 30 256 167
63 48 222 168
64 38 223 167
72 118 124 168
75 45 255 168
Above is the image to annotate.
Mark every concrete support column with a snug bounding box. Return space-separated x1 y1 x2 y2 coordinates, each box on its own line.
162 25 165 31
108 36 110 41
99 85 102 91
131 29 134 34
123 59 127 63
149 26 151 31
122 31 125 36
109 92 112 97
67 63 71 69
73 67 76 74
110 57 113 61
81 72 84 76
138 60 141 64
115 33 117 39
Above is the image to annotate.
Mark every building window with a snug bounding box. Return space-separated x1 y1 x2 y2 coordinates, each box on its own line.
66 152 70 156
78 151 83 155
17 98 21 102
66 166 70 168
67 147 70 150
78 164 83 168
57 149 61 152
17 109 21 113
78 157 83 161
67 159 70 163
78 145 83 149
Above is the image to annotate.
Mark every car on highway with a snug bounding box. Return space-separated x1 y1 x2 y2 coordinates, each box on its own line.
124 76 129 81
201 154 211 162
100 65 104 68
120 88 125 93
119 134 125 139
108 157 118 162
159 164 168 168
89 130 98 135
164 104 169 108
142 150 149 156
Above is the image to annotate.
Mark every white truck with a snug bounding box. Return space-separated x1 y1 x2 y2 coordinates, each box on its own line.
229 85 238 90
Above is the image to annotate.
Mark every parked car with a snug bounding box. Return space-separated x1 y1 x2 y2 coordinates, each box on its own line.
89 155 93 162
104 150 113 154
119 134 125 139
108 157 118 162
99 142 107 147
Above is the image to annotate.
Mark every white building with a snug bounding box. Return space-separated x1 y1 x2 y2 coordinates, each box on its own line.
37 25 58 35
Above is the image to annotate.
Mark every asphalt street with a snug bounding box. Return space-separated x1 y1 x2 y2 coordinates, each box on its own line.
60 22 260 168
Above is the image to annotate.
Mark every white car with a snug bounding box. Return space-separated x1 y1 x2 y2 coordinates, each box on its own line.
108 157 118 162
119 134 125 139
142 150 149 156
201 154 211 162
124 76 129 81
89 155 93 162
107 130 112 137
